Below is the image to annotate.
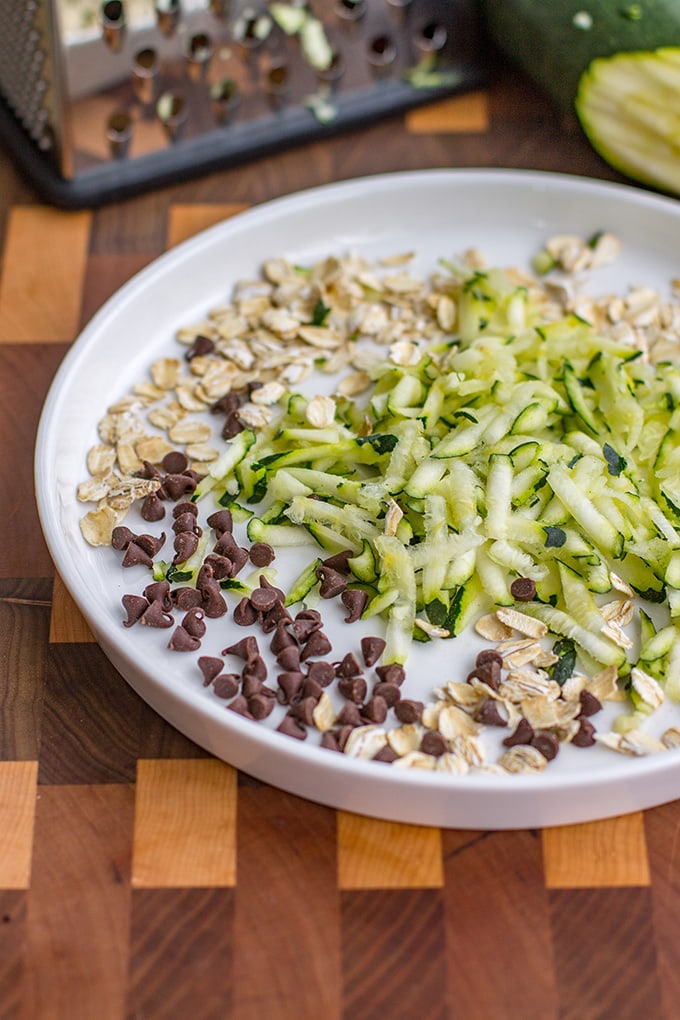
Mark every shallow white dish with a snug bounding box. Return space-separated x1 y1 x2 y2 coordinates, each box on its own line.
36 169 680 829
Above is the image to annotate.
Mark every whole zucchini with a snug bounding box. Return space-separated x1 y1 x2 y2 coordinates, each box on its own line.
483 1 680 194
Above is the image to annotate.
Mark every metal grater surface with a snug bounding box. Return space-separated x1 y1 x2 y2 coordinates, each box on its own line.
0 0 59 156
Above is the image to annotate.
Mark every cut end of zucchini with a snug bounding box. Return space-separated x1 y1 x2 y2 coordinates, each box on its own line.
576 47 680 196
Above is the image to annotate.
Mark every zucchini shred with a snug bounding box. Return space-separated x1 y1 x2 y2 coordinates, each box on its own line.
196 253 680 729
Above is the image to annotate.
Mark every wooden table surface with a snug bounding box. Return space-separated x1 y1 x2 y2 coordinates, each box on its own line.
2 56 680 1020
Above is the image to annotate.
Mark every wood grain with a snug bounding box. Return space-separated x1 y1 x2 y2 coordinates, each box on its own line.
23 783 134 1020
166 203 250 249
78 252 152 330
0 761 37 889
406 91 490 134
132 758 237 888
49 573 95 644
543 814 651 889
0 207 90 343
0 579 50 761
337 813 443 889
233 785 341 1020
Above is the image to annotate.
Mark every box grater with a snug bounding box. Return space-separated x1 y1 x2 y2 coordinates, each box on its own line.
0 0 487 207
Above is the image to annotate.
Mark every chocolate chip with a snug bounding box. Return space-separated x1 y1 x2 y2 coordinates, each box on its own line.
337 675 367 704
372 682 401 708
373 745 399 764
173 500 199 519
121 541 154 568
223 635 259 661
207 508 233 537
361 636 386 667
248 692 276 720
340 588 368 623
162 473 197 500
316 566 347 599
300 630 332 661
227 694 253 718
181 607 206 638
320 731 342 753
222 412 244 440
301 677 324 702
186 334 215 360
475 649 504 670
362 694 388 724
111 526 135 551
572 718 597 747
289 696 317 727
173 530 199 563
243 654 267 682
336 702 363 727
335 652 362 678
467 660 501 691
249 586 279 613
421 731 447 757
173 587 203 610
306 660 335 687
168 626 201 651
292 610 322 642
173 511 202 535
249 542 275 567
139 601 173 629
322 549 353 574
198 656 224 685
241 673 264 699
275 644 301 672
233 597 258 627
162 450 190 475
579 689 602 718
502 717 534 747
510 576 536 602
141 492 165 522
213 674 240 699
276 713 308 740
121 594 149 627
531 731 560 761
276 671 305 705
394 699 423 724
202 554 232 580
270 623 297 658
375 663 406 686
475 699 508 727
200 579 228 618
143 580 173 610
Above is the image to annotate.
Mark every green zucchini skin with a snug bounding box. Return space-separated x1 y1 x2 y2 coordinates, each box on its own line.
483 0 680 113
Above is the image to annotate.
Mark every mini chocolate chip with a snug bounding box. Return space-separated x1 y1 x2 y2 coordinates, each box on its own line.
394 699 423 724
181 607 206 638
362 695 388 724
228 546 250 576
241 673 264 699
162 450 189 474
340 588 368 623
361 636 386 667
475 699 508 727
222 412 244 440
320 731 342 753
141 492 165 522
227 694 253 718
143 580 173 609
289 696 317 727
372 682 401 708
163 473 197 500
335 652 362 678
475 649 504 670
336 724 355 751
467 660 501 691
510 576 536 602
213 674 240 699
277 671 305 705
301 677 324 702
223 635 259 661
121 542 153 568
198 656 224 685
243 654 267 682
579 689 602 717
375 663 406 686
276 644 301 672
316 566 347 599
270 622 297 656
258 575 285 601
249 587 279 612
211 392 242 416
202 554 232 580
300 630 332 661
572 718 597 747
200 579 228 618
173 511 202 535
531 731 560 761
121 594 149 627
207 508 233 536
277 713 308 740
373 745 399 764
173 587 203 610
168 626 201 651
186 334 215 360
306 660 335 687
337 676 367 704
140 600 174 628
421 731 447 757
249 542 275 567
233 597 258 627
502 717 535 747
135 532 167 557
322 550 354 574
249 692 276 720
336 702 363 727
111 526 135 551
173 500 199 519
292 613 322 642
173 530 199 563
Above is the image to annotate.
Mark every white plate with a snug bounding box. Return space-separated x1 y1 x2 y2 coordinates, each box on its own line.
35 169 680 829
